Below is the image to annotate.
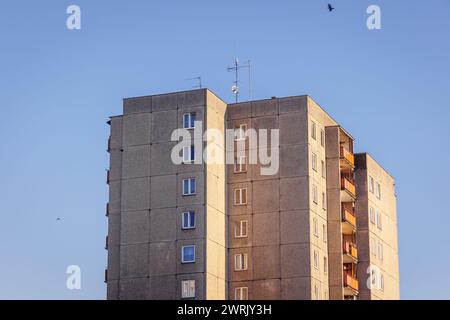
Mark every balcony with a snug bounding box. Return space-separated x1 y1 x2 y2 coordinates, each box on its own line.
341 177 356 200
343 242 358 263
342 207 356 234
343 274 359 295
340 146 354 171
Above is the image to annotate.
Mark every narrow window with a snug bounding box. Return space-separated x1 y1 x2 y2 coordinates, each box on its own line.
181 280 195 298
234 253 248 271
313 184 318 204
369 176 375 193
321 160 326 178
235 220 248 238
235 124 247 141
234 188 248 205
376 182 382 199
324 257 328 274
313 218 319 237
323 224 327 243
312 152 317 172
183 145 195 163
377 243 384 261
182 211 195 229
322 192 326 210
234 156 248 173
181 245 195 263
369 207 375 224
370 238 377 257
380 273 385 291
311 120 317 140
314 285 320 300
235 287 248 300
376 211 382 230
314 251 319 270
320 129 325 147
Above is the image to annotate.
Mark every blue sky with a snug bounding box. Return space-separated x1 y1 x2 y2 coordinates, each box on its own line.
0 0 449 299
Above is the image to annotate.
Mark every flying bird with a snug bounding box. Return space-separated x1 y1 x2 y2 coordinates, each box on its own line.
328 4 335 12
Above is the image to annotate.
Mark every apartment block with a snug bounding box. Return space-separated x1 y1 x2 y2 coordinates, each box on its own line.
105 88 399 300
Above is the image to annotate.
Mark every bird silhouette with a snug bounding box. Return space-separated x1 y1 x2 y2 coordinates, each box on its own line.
56 218 61 221
328 4 335 12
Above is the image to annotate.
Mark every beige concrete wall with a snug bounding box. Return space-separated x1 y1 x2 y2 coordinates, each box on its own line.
205 90 227 299
355 153 400 300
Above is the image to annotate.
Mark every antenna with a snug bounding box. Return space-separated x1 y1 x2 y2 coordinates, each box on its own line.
227 58 251 103
186 76 202 89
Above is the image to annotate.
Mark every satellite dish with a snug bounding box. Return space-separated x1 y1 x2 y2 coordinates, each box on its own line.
231 85 239 94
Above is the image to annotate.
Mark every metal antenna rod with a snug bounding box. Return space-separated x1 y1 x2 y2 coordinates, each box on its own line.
186 76 202 89
227 58 251 103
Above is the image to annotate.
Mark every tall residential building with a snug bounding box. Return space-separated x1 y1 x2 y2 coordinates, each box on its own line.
105 88 399 300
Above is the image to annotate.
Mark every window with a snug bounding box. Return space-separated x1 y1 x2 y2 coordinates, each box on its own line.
181 245 195 263
313 218 318 237
323 224 327 243
376 211 382 230
235 287 248 300
183 145 195 163
322 192 326 210
312 184 318 204
181 280 195 298
182 211 195 229
369 207 375 224
376 182 382 199
311 120 317 140
314 285 319 300
377 243 384 262
182 178 196 195
235 124 247 141
324 257 328 274
312 153 317 172
234 188 248 205
234 156 247 173
235 220 248 238
234 253 248 271
371 269 377 287
321 160 326 178
320 129 325 147
379 273 385 291
369 176 375 193
183 113 196 129
313 251 319 270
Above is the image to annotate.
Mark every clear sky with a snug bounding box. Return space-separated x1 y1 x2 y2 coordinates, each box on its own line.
0 0 449 299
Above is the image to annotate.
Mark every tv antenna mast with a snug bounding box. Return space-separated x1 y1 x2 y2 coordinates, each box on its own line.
227 58 251 103
186 76 202 89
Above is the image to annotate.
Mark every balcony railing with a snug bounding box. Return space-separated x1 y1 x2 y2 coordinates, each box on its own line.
340 146 354 166
342 208 356 227
341 177 356 197
344 274 359 291
343 242 358 260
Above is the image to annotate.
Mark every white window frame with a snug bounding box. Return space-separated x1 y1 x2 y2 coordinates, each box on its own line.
369 207 375 224
379 273 385 291
181 279 195 298
321 160 326 178
320 129 325 147
313 184 318 204
181 245 195 263
182 211 195 230
182 178 196 196
377 242 384 262
234 188 248 205
182 145 195 163
235 124 247 141
234 253 248 271
235 287 248 300
235 220 248 238
183 112 196 129
313 251 319 270
369 176 375 193
376 211 382 230
312 152 318 172
313 218 319 237
234 155 248 173
376 182 382 199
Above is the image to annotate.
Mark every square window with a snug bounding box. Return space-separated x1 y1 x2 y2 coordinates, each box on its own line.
181 245 195 263
182 211 195 229
235 220 248 238
234 188 247 205
183 178 196 195
181 280 195 298
183 113 196 129
234 253 248 271
235 287 248 300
